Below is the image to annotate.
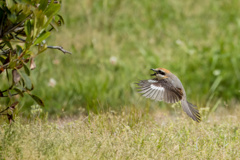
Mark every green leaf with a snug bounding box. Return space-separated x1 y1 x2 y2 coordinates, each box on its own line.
38 43 47 54
13 87 24 97
8 61 17 69
36 10 46 29
25 20 33 48
39 0 48 11
16 45 23 56
57 14 64 25
0 56 6 64
6 0 14 9
30 94 45 107
50 14 64 30
33 31 50 46
5 71 10 88
20 72 32 90
3 38 13 50
9 54 18 69
7 13 17 23
25 50 34 56
0 2 5 8
24 19 32 37
50 21 59 31
23 63 30 76
33 13 38 39
44 3 60 18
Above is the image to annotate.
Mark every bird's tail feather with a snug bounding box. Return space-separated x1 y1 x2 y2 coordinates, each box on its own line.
181 100 201 122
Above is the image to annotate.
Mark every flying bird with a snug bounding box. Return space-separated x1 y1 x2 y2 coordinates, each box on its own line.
136 68 201 122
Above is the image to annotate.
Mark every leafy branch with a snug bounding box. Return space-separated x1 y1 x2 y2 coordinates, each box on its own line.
0 0 71 122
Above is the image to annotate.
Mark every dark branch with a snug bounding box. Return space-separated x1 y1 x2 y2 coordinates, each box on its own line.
0 93 20 98
0 101 18 115
0 85 13 93
15 36 26 42
0 107 9 114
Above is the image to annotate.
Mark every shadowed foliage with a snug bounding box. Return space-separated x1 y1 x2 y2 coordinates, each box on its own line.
0 0 70 121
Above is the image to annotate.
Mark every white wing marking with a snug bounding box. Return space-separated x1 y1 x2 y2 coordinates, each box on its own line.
148 80 158 83
150 84 165 91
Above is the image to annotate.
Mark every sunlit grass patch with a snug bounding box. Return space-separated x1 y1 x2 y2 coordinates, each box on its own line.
0 0 239 116
1 108 240 159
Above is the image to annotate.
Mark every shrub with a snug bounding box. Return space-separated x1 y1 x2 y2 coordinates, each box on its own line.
0 0 70 122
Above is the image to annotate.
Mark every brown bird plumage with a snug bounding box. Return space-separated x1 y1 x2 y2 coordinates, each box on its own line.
136 68 201 122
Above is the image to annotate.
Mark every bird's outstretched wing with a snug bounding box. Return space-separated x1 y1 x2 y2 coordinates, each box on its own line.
136 79 184 103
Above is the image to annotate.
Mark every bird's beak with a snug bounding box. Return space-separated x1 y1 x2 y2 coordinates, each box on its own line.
150 68 157 76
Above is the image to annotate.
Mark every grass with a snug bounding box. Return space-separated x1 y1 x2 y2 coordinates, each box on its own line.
1 108 240 159
1 0 240 115
0 1 240 158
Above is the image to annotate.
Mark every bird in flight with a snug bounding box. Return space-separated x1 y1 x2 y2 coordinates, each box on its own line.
136 68 201 122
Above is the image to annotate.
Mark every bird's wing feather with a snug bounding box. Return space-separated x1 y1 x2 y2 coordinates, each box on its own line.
136 78 201 122
136 79 183 103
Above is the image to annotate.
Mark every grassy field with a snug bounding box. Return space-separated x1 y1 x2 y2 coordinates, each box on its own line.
1 0 240 159
1 0 240 115
1 108 240 159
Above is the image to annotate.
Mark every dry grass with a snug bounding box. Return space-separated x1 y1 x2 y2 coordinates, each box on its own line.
1 107 240 159
1 0 240 159
1 0 239 115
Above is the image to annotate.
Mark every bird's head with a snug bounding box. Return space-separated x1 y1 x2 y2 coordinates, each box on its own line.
150 68 171 80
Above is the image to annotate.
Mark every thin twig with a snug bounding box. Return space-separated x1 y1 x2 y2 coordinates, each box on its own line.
0 58 28 69
0 44 71 69
0 93 19 98
15 36 26 42
47 45 72 54
0 85 13 93
0 49 10 55
0 107 9 114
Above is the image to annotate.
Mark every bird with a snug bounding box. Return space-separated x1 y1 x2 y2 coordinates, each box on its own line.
136 68 201 122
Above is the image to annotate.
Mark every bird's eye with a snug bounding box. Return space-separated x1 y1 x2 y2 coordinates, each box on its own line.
158 70 165 75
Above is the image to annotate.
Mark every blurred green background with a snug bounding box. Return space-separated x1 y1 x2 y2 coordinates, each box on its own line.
1 0 240 116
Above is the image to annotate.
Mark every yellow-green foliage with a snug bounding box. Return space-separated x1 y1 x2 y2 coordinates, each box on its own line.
0 109 240 159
